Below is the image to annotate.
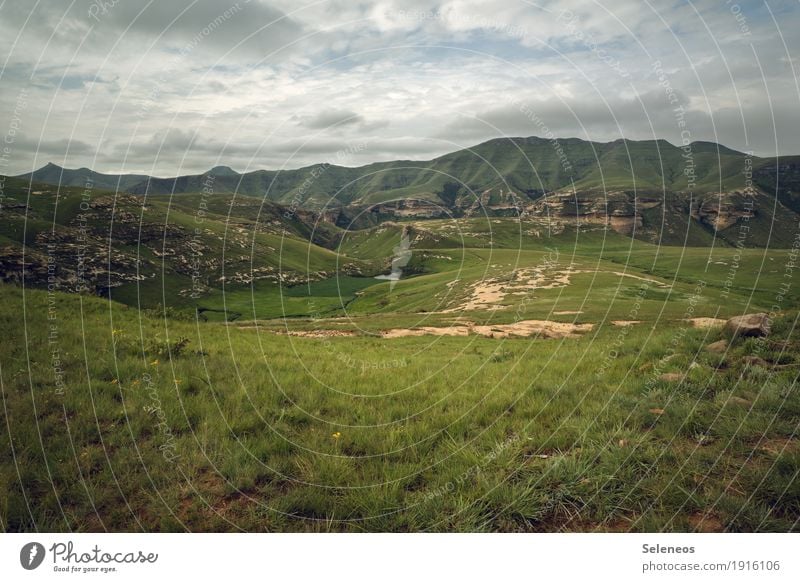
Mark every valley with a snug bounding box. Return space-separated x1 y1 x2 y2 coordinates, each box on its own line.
2 136 799 533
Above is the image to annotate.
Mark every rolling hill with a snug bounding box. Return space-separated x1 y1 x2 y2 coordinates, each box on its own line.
5 136 800 318
16 137 800 210
0 175 374 319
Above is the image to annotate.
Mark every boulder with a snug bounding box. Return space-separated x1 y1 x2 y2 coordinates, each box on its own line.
724 313 771 338
705 339 729 353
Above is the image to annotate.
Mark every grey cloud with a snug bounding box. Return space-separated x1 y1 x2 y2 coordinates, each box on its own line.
437 89 689 141
16 137 96 156
434 82 800 157
5 138 98 173
0 0 304 64
299 109 364 129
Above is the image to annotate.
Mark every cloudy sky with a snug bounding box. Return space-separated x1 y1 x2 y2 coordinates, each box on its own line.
0 0 798 176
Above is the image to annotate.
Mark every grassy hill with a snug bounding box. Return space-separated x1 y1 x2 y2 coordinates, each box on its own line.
17 137 799 210
4 170 800 323
0 176 375 321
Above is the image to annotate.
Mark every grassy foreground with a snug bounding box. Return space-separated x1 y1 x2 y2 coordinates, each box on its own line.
1 283 798 532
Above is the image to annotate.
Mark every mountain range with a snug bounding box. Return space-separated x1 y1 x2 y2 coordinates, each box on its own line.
15 136 800 211
3 135 800 314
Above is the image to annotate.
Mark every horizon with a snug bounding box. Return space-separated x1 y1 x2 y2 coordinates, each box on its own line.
10 134 788 180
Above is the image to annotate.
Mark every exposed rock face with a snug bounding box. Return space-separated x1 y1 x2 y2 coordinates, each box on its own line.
724 313 771 337
0 191 337 299
693 191 756 231
324 200 449 229
523 190 649 236
327 189 530 228
317 186 791 246
0 235 147 294
0 246 49 285
379 199 450 219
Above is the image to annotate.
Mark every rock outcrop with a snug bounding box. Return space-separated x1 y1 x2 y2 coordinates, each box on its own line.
693 191 756 231
724 313 771 337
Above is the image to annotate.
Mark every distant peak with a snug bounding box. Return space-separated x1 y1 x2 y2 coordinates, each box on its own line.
207 165 239 176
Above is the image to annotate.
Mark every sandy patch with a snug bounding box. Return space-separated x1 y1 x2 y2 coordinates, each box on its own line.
382 319 593 340
448 279 507 311
611 320 641 326
443 267 670 313
685 317 726 328
381 326 471 338
285 330 356 338
442 267 576 312
234 324 357 338
553 310 583 315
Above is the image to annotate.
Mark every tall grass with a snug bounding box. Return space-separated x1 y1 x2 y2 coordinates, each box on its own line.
1 284 797 532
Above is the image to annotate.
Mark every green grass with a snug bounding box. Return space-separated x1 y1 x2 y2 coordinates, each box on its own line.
112 225 798 326
1 283 798 532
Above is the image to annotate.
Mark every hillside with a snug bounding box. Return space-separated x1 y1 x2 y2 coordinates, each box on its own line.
0 176 372 319
14 139 800 251
17 137 800 209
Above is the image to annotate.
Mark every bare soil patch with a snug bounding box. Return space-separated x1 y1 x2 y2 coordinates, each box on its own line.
382 319 593 339
688 512 725 532
685 317 726 328
443 267 670 313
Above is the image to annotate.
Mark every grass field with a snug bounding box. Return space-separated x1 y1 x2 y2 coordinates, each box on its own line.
179 220 800 326
2 256 799 531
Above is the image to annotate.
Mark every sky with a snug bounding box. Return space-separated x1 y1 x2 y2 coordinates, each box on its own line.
0 0 798 176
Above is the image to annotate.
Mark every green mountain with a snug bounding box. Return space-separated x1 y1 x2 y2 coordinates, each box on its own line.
133 136 766 207
18 137 800 211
